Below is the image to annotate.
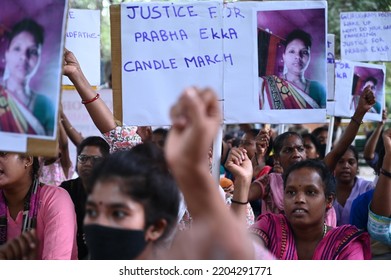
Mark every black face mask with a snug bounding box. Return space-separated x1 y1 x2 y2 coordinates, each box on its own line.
84 224 147 260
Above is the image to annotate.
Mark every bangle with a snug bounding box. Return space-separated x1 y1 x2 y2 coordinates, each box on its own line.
380 168 391 179
231 199 248 205
351 116 363 126
81 93 100 105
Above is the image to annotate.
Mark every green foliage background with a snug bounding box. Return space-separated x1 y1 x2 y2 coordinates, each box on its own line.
69 0 391 107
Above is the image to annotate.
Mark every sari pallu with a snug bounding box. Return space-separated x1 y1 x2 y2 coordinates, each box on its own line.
250 213 371 260
260 75 324 110
0 86 45 135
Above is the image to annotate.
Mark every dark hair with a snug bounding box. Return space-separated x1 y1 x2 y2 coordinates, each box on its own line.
77 136 110 157
311 126 328 139
16 154 40 179
88 143 180 243
346 145 359 162
223 133 234 142
8 18 44 47
284 29 312 49
153 128 168 137
364 76 378 87
302 133 322 156
283 159 335 197
32 157 40 178
273 131 302 155
248 128 260 138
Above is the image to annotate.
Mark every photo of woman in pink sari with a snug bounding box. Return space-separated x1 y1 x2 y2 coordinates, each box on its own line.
259 29 326 110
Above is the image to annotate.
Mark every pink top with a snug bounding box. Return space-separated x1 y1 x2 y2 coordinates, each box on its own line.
40 158 74 187
7 185 78 260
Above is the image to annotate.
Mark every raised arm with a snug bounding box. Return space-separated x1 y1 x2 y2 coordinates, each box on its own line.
60 109 84 147
224 147 253 223
363 109 387 162
58 119 72 180
324 85 376 172
165 87 254 259
367 128 391 246
252 128 272 178
63 49 117 134
371 128 391 217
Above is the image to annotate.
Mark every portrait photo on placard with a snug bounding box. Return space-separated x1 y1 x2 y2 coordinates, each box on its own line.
350 65 385 116
0 0 67 139
257 8 327 112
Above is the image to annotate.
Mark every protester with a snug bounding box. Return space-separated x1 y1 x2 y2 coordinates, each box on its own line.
363 109 387 171
0 151 77 259
250 160 371 259
248 85 376 227
333 145 375 225
367 128 391 247
60 136 110 260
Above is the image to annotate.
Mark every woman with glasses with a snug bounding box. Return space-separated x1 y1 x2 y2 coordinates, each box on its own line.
0 151 77 259
59 136 110 260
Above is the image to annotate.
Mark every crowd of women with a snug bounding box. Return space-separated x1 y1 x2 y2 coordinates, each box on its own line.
0 34 390 259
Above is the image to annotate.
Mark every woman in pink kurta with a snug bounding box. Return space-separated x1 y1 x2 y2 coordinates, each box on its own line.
250 160 371 260
0 152 77 260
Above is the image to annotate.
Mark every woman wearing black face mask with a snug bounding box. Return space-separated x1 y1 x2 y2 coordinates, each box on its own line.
84 143 180 260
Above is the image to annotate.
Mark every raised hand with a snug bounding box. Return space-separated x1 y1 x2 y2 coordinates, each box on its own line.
224 147 252 181
165 87 221 172
63 48 83 79
255 128 271 158
357 85 376 113
137 126 153 142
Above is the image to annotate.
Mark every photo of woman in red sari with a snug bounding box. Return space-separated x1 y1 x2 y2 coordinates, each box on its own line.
0 18 54 136
259 29 326 110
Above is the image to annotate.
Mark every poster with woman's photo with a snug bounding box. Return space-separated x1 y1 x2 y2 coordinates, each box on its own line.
0 0 68 151
257 2 327 123
334 60 385 122
224 1 327 124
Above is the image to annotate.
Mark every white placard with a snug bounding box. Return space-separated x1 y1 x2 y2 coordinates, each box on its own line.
334 60 385 121
119 1 327 126
121 1 229 126
63 9 101 86
0 133 28 153
340 12 391 61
